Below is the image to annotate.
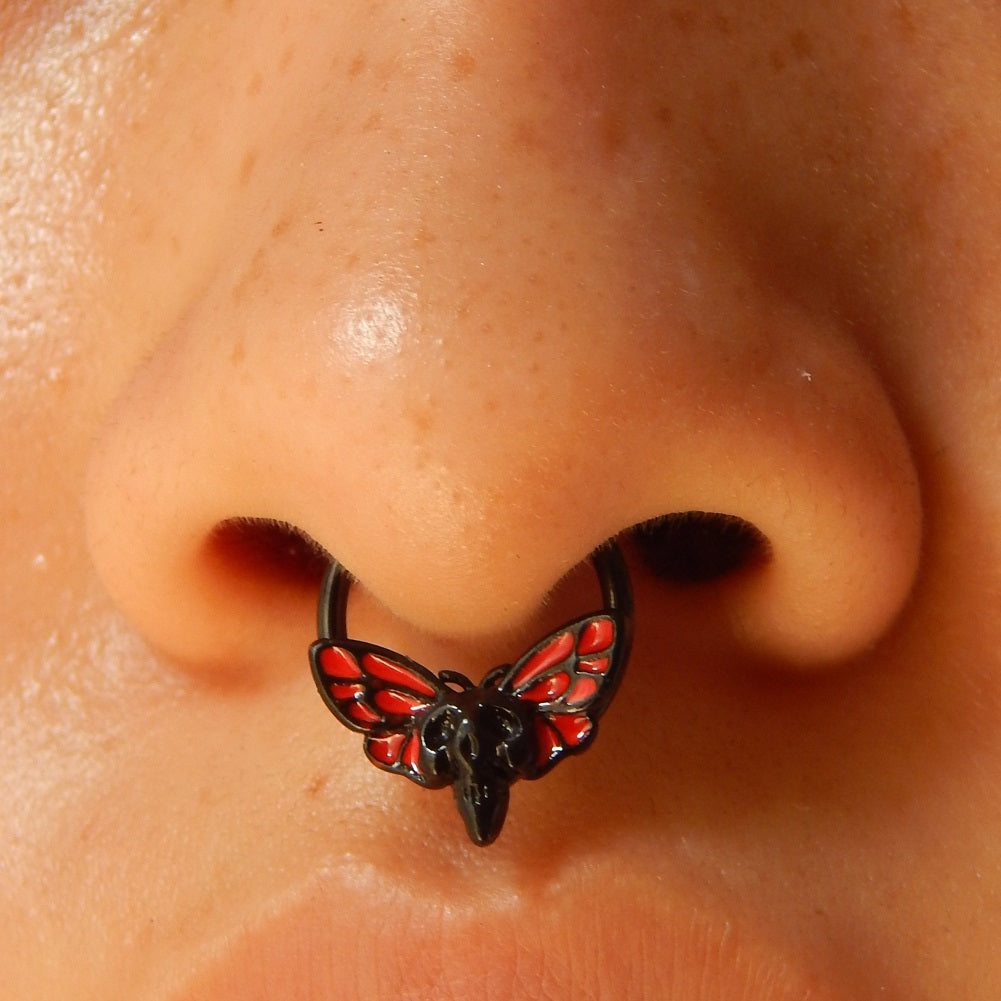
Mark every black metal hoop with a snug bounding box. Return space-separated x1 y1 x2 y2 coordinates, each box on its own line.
316 540 633 648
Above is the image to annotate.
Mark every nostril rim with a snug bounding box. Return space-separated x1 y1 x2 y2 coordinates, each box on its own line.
205 517 331 588
630 512 771 585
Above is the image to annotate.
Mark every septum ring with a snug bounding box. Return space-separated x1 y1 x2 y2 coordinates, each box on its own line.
309 541 633 846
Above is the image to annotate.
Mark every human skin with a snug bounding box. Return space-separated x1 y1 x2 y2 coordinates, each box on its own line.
3 0 1001 997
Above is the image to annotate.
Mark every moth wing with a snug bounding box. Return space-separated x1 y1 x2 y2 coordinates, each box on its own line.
495 612 628 778
309 639 447 787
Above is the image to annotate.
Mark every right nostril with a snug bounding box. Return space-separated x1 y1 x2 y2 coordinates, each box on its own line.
204 517 331 591
629 512 771 585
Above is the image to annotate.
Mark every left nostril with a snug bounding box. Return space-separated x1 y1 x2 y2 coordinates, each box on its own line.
630 512 771 585
205 518 331 591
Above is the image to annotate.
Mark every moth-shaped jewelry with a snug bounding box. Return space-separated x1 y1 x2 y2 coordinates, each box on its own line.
309 542 633 846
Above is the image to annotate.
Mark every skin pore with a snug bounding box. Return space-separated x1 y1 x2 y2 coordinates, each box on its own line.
3 0 1001 997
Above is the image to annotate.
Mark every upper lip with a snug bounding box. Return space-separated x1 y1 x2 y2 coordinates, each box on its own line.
167 843 859 1001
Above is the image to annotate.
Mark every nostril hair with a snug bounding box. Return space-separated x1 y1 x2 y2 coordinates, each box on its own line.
205 517 331 589
630 512 771 585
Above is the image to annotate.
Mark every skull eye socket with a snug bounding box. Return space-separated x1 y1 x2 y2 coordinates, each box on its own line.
486 705 534 774
492 708 521 744
422 707 458 752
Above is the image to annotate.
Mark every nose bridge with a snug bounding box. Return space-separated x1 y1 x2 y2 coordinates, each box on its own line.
348 2 664 187
223 9 704 609
270 6 718 558
271 1 691 333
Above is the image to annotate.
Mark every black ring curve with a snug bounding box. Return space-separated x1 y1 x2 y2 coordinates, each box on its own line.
316 539 633 658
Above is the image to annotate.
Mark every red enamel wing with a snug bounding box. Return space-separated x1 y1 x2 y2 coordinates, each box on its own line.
309 610 628 846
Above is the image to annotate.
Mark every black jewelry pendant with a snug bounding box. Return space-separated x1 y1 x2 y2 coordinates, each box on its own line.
309 542 633 846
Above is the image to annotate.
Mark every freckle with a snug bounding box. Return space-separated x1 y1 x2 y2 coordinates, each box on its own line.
414 224 437 248
344 251 360 271
600 111 626 158
669 7 697 32
246 72 263 97
510 119 540 151
361 111 383 134
271 216 292 239
231 248 266 305
348 53 367 78
133 213 155 245
239 149 257 186
653 104 674 127
411 406 435 436
790 29 813 59
306 773 329 798
278 45 295 74
449 48 477 82
892 3 918 40
300 375 319 403
713 14 732 35
230 337 246 366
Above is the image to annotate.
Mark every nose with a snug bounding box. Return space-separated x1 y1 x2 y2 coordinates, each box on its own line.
83 2 921 680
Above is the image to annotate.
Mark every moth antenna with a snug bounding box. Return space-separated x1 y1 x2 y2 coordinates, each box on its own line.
480 664 510 689
438 669 476 691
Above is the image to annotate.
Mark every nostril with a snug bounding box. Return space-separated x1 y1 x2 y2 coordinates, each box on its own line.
630 512 771 585
205 518 331 591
